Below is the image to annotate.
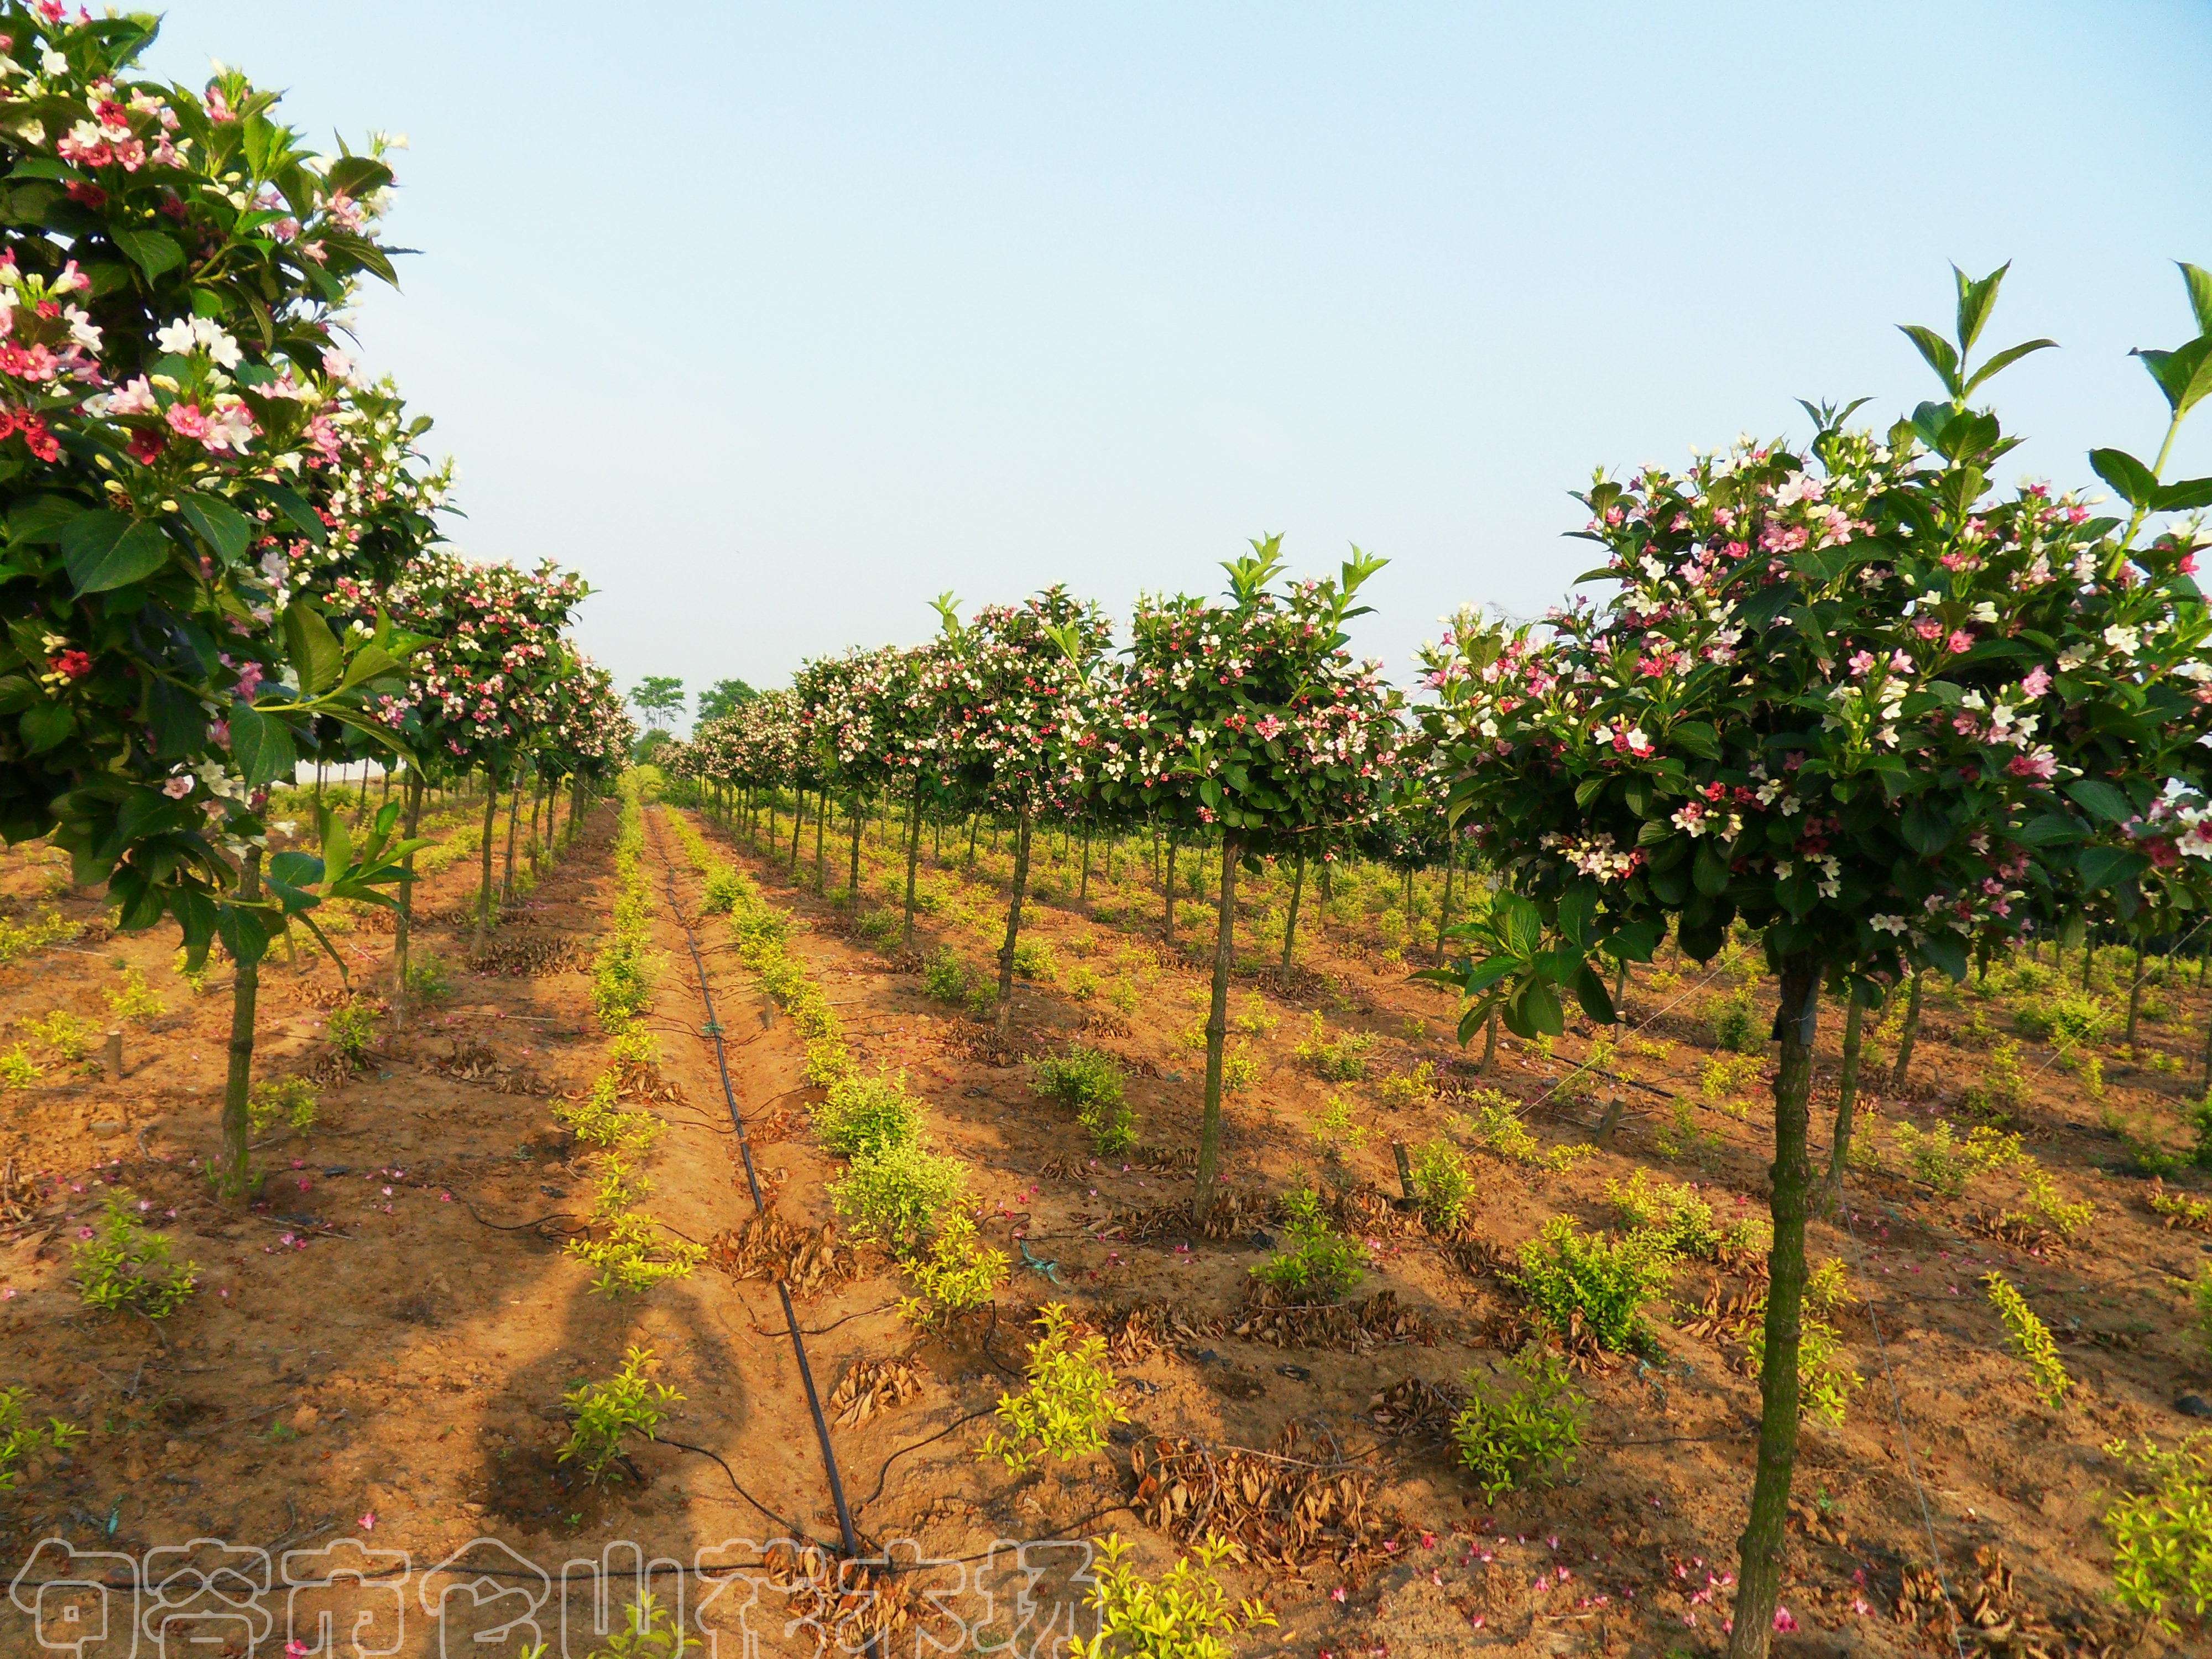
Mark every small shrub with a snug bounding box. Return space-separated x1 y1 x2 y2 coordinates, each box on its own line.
2103 1434 2212 1630
557 1072 660 1151
2152 1186 2212 1232
1512 1217 1673 1353
898 1211 1008 1327
855 907 900 946
0 1045 41 1090
1707 988 1761 1053
1986 1272 2070 1404
922 948 979 1008
804 1035 853 1088
105 967 167 1023
325 999 382 1067
1067 964 1099 1001
1106 979 1140 1018
1310 1095 1369 1157
1035 1045 1135 1156
1605 1170 1719 1259
1251 1187 1364 1300
1010 937 1059 983
0 907 75 965
72 1194 196 1317
248 1076 319 1136
1964 1039 2029 1124
1376 1061 1438 1110
403 952 453 1004
567 1214 705 1296
1746 1309 1863 1426
981 1302 1128 1471
1220 1044 1259 1096
24 1010 97 1062
1071 1533 1274 1659
1410 1138 1473 1231
1698 1052 1761 1102
1459 1089 1594 1174
830 1142 968 1256
0 1388 83 1495
2192 1266 2212 1361
1450 1343 1585 1501
1233 994 1279 1038
2015 993 2116 1047
1295 1011 1374 1081
2005 1164 2094 1242
1890 1119 2018 1197
817 1069 922 1160
559 1345 681 1485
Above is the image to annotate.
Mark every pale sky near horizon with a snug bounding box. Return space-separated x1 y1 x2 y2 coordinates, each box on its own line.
145 2 2212 724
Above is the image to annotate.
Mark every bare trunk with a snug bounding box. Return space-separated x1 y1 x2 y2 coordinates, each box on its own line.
1282 851 1306 971
813 790 827 892
1480 1005 1498 1074
220 849 264 1201
2126 949 2146 1051
902 782 925 950
846 796 863 911
1079 826 1092 900
1727 959 1820 1658
1820 993 1866 1208
1888 968 1924 1094
473 782 499 951
1163 832 1177 944
393 773 424 1026
994 810 1032 1039
1194 831 1240 1223
500 782 520 900
790 787 806 874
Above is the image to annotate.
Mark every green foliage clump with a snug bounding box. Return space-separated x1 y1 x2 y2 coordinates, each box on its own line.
1986 1272 2070 1404
1376 1060 1438 1110
1512 1217 1673 1353
1069 1533 1275 1659
106 967 167 1023
923 948 983 1008
248 1076 319 1136
1605 1169 1720 1258
830 1142 969 1256
1295 1011 1374 1081
403 951 454 1004
1449 1343 1585 1501
1888 1118 2019 1196
1410 1138 1473 1232
2103 1434 2212 1631
898 1212 1009 1327
559 1346 681 1485
556 1071 661 1152
1746 1307 1863 1426
1964 1039 2029 1124
2004 1162 2094 1241
1010 936 1059 983
1707 987 1761 1053
981 1302 1128 1471
1219 1043 1260 1095
1251 1187 1364 1301
1458 1090 1594 1175
0 1387 83 1495
816 1069 922 1160
23 1010 97 1062
567 1214 705 1297
803 1034 852 1087
72 1194 197 1317
1034 1044 1135 1156
2013 993 2116 1047
0 907 75 966
0 1044 41 1089
324 998 382 1067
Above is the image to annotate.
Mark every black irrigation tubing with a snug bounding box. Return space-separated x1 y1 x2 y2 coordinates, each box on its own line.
659 1436 802 1535
461 1201 585 1235
851 1407 1001 1515
646 814 870 1593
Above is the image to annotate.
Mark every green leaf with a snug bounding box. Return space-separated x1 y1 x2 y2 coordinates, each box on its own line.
2153 476 2212 513
1570 961 1616 1026
258 482 327 546
1899 799 1954 857
227 702 299 788
2064 778 2135 825
2089 448 2158 510
2138 335 2212 419
111 226 184 281
1921 932 1969 984
1954 262 2008 356
1961 338 2055 397
7 494 85 544
1899 324 1960 393
19 701 72 754
178 495 253 566
281 602 344 696
1691 841 1730 898
1557 884 1596 946
2015 812 2084 848
216 900 270 968
1494 891 1542 959
2182 264 2212 335
1670 721 1719 760
2078 843 2150 892
61 511 171 594
1516 979 1566 1039
339 641 405 692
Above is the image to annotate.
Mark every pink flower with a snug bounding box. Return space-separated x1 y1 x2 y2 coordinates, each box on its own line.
165 403 211 440
2020 664 2052 698
1947 630 1974 655
358 1512 376 1531
1773 1606 1798 1632
162 776 194 799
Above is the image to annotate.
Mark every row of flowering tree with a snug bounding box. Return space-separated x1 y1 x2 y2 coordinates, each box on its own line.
0 3 628 1193
1418 262 2212 1656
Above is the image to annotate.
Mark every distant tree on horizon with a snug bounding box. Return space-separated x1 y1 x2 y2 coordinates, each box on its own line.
630 675 686 733
696 677 760 723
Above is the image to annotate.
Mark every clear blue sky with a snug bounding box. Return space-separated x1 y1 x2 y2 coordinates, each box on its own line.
148 2 2212 719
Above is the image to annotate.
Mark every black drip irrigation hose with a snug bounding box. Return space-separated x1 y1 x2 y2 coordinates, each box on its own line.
647 813 870 1582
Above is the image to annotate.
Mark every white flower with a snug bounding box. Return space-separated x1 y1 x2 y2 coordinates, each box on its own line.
1870 914 1907 935
2104 624 2141 657
40 47 68 76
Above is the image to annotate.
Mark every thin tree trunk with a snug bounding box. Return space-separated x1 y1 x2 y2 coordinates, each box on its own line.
994 810 1032 1038
2126 948 2146 1051
813 790 828 892
1163 832 1177 944
1079 826 1092 900
1821 993 1866 1208
2083 940 2095 990
1194 830 1240 1224
902 781 925 950
1438 854 1455 953
1728 959 1819 1658
473 782 499 951
1888 968 1924 1094
790 787 806 874
1282 851 1306 971
847 796 863 911
500 784 521 900
220 849 264 1201
1480 1006 1498 1074
394 773 424 1026
966 813 978 868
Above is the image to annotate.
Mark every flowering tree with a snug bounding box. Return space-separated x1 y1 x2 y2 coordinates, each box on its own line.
1104 541 1404 1219
940 588 1112 1036
340 550 588 946
1421 264 2212 1655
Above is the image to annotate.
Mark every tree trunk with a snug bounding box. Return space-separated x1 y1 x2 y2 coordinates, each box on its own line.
1888 968 1924 1094
1079 826 1092 900
994 811 1033 1039
1163 832 1177 944
2126 949 2146 1051
1438 854 1455 953
2083 940 2095 990
966 812 979 868
1728 959 1820 1658
1194 830 1241 1224
847 796 863 910
1282 851 1306 971
902 782 925 950
220 849 264 1201
1821 993 1866 1208
473 782 499 951
790 787 806 875
500 783 521 900
1480 1005 1498 1073
813 790 828 893
394 773 424 1026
